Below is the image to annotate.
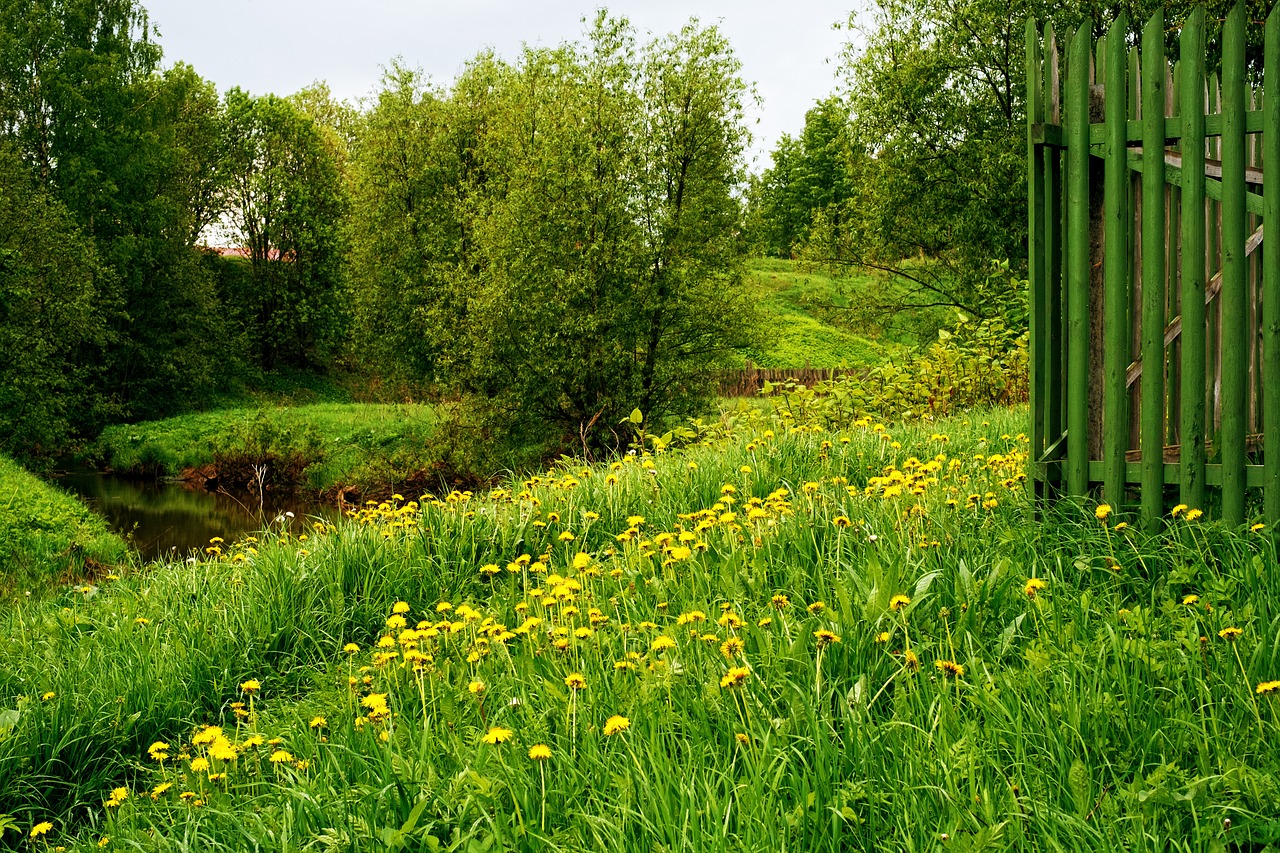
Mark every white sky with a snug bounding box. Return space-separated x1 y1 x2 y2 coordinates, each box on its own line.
141 0 862 169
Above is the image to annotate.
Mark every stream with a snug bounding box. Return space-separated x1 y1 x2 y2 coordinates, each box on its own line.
56 471 342 562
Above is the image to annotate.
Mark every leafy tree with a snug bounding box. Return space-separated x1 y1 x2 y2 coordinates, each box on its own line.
746 98 860 258
0 0 233 428
0 144 105 457
350 17 757 462
346 64 474 382
222 88 348 369
630 21 756 421
798 0 1052 325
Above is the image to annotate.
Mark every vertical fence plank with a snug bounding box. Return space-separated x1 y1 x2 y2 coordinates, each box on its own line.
1140 11 1168 528
1027 19 1046 497
1066 25 1093 497
1168 63 1182 453
1266 5 1280 529
1180 9 1207 512
1128 47 1143 453
1046 26 1064 482
1103 15 1129 510
1221 3 1248 525
1210 74 1223 438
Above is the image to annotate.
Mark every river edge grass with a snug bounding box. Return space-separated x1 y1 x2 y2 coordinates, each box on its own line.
2 405 1278 851
85 403 440 498
0 455 130 600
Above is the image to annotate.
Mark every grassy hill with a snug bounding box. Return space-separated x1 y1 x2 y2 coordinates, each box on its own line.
735 258 916 369
0 454 129 599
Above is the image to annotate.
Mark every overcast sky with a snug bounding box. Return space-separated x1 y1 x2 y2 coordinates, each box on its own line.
140 0 862 169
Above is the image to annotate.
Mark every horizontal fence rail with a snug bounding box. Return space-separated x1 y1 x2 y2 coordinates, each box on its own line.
1026 3 1280 530
715 362 864 397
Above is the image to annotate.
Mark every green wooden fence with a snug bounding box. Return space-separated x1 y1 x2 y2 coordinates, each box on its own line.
1026 4 1280 530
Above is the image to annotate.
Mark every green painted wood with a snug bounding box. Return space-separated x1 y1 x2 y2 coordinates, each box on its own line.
1220 3 1248 525
1103 15 1129 509
1183 26 1207 509
1082 461 1267 488
1045 25 1065 486
1266 6 1280 529
1084 111 1267 145
1027 19 1045 494
1141 11 1168 529
1168 62 1182 461
1066 25 1092 496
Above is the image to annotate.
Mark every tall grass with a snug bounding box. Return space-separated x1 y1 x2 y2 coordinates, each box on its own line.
0 455 130 599
2 406 1277 851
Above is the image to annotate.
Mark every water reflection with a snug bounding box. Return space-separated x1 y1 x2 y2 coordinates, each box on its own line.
56 472 341 562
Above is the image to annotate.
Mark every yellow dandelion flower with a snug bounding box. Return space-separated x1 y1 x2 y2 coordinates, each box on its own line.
1185 508 1203 521
650 635 677 652
309 716 326 729
343 642 360 654
189 757 210 773
31 821 53 839
807 601 826 614
1218 627 1243 642
269 750 293 764
147 741 170 761
528 744 552 761
935 659 965 678
874 631 890 644
208 738 237 761
814 629 841 648
1171 504 1188 518
720 666 751 688
1095 504 1112 522
239 679 261 694
392 601 411 614
1024 578 1047 598
903 649 920 670
482 726 514 745
720 637 745 659
889 595 911 611
564 672 587 690
1182 594 1199 606
1255 680 1280 695
603 715 630 736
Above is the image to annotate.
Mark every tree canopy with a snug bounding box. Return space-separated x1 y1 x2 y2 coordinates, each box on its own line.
348 16 757 463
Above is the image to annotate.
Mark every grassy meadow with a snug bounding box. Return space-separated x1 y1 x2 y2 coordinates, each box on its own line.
2 404 1278 851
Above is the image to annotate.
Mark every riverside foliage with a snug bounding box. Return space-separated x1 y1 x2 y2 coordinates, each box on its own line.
1 406 1277 851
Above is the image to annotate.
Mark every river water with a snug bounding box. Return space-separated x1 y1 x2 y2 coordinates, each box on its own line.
56 472 342 562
